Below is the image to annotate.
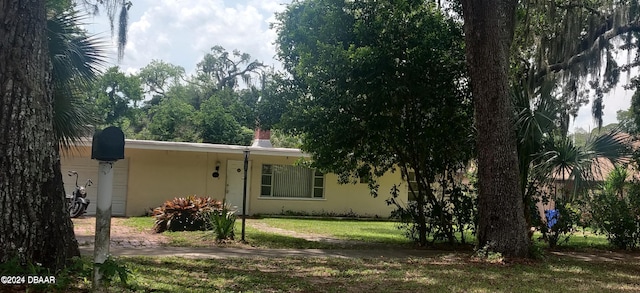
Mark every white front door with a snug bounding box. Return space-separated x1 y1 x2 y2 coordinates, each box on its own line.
225 160 251 215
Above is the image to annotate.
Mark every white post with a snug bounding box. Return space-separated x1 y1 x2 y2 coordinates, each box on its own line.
93 161 114 288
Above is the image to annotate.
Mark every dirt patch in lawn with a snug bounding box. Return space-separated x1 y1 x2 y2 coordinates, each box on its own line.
72 216 169 248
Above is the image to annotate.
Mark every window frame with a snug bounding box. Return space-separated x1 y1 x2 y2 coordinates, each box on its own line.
260 164 325 199
407 171 418 202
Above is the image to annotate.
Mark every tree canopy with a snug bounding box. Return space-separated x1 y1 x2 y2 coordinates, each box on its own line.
82 46 285 146
512 0 640 129
274 0 474 245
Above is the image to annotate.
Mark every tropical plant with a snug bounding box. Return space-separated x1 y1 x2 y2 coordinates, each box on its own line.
534 132 631 201
152 196 223 233
94 255 132 286
48 8 105 148
531 134 631 248
514 83 632 248
603 165 629 198
206 202 237 241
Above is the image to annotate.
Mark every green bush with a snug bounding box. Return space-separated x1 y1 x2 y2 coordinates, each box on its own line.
95 255 132 286
530 187 581 248
590 185 640 249
152 195 223 233
207 202 237 241
388 177 476 245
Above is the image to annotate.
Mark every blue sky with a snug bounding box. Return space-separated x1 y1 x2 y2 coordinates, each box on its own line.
84 0 633 131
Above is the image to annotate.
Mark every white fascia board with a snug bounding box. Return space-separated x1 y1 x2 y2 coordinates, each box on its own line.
248 146 310 157
124 139 310 158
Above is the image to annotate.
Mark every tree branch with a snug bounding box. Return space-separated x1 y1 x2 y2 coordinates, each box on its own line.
535 20 640 82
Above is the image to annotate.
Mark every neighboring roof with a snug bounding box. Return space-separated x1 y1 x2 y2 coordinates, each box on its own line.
552 157 630 182
71 138 309 158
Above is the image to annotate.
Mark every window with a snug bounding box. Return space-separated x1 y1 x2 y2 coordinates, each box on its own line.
261 164 324 199
407 171 418 201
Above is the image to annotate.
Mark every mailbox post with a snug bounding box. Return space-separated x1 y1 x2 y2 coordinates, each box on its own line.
91 126 125 289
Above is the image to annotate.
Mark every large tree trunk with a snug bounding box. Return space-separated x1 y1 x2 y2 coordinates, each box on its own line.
461 0 530 257
0 0 80 270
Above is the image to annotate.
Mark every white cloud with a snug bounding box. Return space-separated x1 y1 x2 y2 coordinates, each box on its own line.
87 0 292 75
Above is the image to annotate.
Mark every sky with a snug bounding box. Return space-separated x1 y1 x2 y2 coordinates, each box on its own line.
84 0 633 132
84 0 289 74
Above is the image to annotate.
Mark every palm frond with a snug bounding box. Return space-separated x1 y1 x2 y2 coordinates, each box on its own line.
533 130 632 202
585 129 632 166
48 9 107 149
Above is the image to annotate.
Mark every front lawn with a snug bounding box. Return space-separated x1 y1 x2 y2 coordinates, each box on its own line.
35 216 635 292
123 216 614 251
62 253 640 292
123 216 347 249
257 218 410 244
257 218 616 250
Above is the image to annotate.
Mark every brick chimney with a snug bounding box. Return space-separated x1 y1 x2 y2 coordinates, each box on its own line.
251 128 272 147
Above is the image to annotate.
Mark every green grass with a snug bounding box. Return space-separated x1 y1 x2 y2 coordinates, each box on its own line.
123 217 341 248
530 229 613 251
55 253 640 292
562 228 612 249
159 221 341 249
42 217 636 292
122 216 155 231
257 218 409 244
122 216 615 251
242 224 339 249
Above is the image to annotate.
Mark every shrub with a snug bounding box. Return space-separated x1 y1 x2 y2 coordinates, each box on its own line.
207 202 237 241
590 184 640 249
94 255 132 286
388 174 477 245
152 195 223 233
530 186 581 248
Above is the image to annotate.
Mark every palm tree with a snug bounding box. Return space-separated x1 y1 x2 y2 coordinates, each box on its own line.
514 86 632 236
47 9 105 148
534 132 631 202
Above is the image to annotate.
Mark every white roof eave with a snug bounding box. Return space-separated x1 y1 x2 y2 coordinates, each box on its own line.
124 139 310 158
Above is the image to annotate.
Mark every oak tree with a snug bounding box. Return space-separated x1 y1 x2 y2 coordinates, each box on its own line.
0 0 80 270
461 0 531 257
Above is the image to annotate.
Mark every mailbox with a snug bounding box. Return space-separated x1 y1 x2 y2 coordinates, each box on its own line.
91 126 125 161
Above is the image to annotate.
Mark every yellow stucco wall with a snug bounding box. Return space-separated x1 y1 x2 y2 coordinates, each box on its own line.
61 145 404 217
123 148 249 215
246 156 400 218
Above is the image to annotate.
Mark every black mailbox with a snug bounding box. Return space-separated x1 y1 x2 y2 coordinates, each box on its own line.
92 126 125 161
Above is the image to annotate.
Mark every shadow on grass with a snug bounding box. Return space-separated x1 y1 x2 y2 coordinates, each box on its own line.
246 231 339 249
104 254 640 293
